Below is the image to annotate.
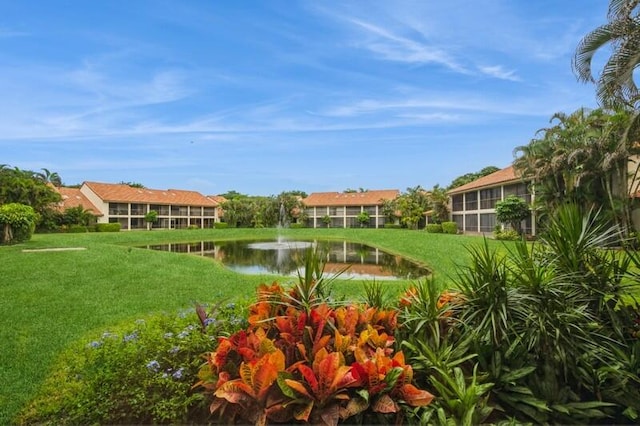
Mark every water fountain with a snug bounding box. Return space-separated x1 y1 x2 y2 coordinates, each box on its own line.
247 202 312 250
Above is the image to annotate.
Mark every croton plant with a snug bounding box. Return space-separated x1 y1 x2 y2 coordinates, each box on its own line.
196 282 434 425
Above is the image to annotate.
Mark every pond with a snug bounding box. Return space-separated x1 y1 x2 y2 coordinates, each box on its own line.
142 238 429 280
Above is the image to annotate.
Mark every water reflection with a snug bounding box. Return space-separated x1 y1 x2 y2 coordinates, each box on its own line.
143 239 429 280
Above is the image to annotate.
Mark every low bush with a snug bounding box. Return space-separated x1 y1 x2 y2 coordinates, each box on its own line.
0 203 37 244
18 302 248 425
289 222 304 229
95 223 121 232
67 225 88 233
384 223 402 229
441 221 458 234
197 259 434 425
494 229 520 240
213 222 228 229
425 224 443 233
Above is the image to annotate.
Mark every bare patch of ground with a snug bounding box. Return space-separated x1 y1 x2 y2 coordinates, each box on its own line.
22 247 87 252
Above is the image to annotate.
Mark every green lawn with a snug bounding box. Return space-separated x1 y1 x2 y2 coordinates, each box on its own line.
0 228 497 423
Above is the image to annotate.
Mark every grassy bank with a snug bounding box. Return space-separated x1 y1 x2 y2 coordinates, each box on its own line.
0 228 495 423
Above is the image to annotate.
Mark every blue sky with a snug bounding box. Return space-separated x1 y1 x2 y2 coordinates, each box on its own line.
1 1 609 196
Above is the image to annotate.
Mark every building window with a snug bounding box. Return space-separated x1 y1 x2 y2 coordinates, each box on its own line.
479 213 496 232
154 218 170 229
465 214 478 232
480 188 501 209
504 183 532 204
331 218 344 228
465 192 478 211
346 206 361 215
452 214 464 230
171 205 188 216
173 218 188 229
452 195 463 212
108 203 128 216
150 204 170 216
130 218 145 229
330 207 344 216
130 204 146 215
203 207 215 216
363 206 377 215
305 208 315 216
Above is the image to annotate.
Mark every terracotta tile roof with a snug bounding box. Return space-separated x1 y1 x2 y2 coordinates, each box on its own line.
55 187 103 216
83 182 217 206
206 195 227 205
303 190 399 207
448 166 524 194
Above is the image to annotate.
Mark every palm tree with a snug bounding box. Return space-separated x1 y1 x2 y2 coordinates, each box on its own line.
36 168 62 187
573 0 640 107
514 108 636 233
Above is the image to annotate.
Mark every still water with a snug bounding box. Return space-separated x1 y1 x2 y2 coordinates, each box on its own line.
143 239 429 280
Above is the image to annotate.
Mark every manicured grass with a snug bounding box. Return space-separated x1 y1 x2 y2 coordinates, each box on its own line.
0 228 498 423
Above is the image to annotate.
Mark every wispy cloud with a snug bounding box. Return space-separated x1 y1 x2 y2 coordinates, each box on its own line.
345 18 468 73
477 65 520 81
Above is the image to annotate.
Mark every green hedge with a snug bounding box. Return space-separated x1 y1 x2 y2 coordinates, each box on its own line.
441 221 458 234
425 224 443 233
67 225 89 233
383 223 402 229
213 222 228 229
95 223 121 232
289 223 304 229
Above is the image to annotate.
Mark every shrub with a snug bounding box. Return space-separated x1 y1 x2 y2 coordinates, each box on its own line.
213 222 228 229
187 225 199 230
196 249 434 424
67 224 88 233
18 302 248 425
441 221 458 234
425 224 443 233
0 203 38 244
95 223 121 232
289 222 304 229
494 229 520 240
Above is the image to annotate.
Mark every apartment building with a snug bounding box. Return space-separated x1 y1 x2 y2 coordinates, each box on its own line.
302 190 400 228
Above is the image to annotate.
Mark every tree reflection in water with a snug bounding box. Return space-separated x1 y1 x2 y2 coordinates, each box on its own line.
143 239 429 280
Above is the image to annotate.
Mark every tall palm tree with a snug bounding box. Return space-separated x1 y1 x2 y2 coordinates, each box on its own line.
514 108 636 232
36 168 62 187
573 0 640 107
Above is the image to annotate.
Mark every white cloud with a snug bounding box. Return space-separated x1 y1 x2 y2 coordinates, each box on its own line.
477 65 520 81
345 18 468 72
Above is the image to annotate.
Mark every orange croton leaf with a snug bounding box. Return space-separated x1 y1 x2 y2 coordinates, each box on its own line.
286 348 357 407
334 305 359 337
333 330 353 355
437 290 465 310
398 383 435 407
399 286 418 307
248 300 273 327
372 393 398 413
216 349 285 406
357 325 395 355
